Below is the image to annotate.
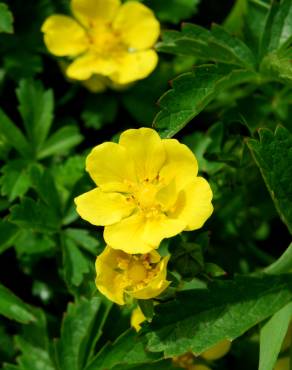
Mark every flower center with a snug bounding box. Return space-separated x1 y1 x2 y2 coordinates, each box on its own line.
88 23 126 56
128 262 148 283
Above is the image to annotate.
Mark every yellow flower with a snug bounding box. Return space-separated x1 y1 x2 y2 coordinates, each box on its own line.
75 128 213 254
95 245 170 305
130 306 146 332
274 357 289 370
201 339 231 361
41 0 160 85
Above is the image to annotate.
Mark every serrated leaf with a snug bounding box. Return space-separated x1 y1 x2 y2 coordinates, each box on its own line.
0 108 30 158
85 330 162 370
14 230 55 256
0 159 32 201
29 165 61 216
154 64 257 138
14 337 55 370
158 23 256 69
247 126 292 234
64 228 100 255
55 297 111 370
62 236 91 287
10 197 60 233
0 3 13 33
37 125 83 159
145 0 199 23
0 220 19 254
145 274 292 357
259 302 292 370
0 283 35 323
16 79 54 152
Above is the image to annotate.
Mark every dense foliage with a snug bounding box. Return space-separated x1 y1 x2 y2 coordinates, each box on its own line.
0 0 291 369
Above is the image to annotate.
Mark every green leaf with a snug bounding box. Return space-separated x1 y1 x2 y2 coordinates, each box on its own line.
16 79 54 152
0 108 30 157
64 228 100 255
265 243 292 275
0 220 19 254
243 0 270 57
145 0 199 24
0 159 32 201
223 0 247 35
259 302 292 370
55 297 111 370
158 23 256 69
62 235 91 287
0 3 13 33
261 0 292 54
10 197 60 233
154 64 257 138
86 330 162 370
37 125 83 159
14 230 55 257
145 274 292 357
0 283 35 323
29 165 61 216
14 336 55 370
247 126 292 234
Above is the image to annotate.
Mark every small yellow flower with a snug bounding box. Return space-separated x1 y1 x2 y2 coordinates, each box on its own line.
274 357 289 370
95 245 169 305
41 0 160 85
75 128 213 254
201 339 231 361
130 306 146 332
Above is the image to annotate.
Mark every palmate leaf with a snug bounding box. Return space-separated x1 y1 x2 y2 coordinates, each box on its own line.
16 79 54 151
9 196 60 233
153 63 257 138
0 219 19 254
55 296 112 370
157 23 256 69
62 235 91 287
0 283 35 323
145 274 292 357
247 126 292 235
0 159 32 201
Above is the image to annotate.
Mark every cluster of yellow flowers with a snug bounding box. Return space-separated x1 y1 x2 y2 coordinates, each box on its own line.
41 0 213 306
74 127 213 304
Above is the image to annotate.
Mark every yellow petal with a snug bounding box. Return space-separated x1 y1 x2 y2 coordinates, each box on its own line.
201 339 231 360
160 139 198 191
86 142 136 191
113 1 160 50
104 212 185 254
111 50 158 84
74 187 134 226
119 128 165 182
41 15 88 56
132 256 170 300
130 307 146 332
66 52 118 80
170 177 213 231
72 0 120 27
95 246 127 305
